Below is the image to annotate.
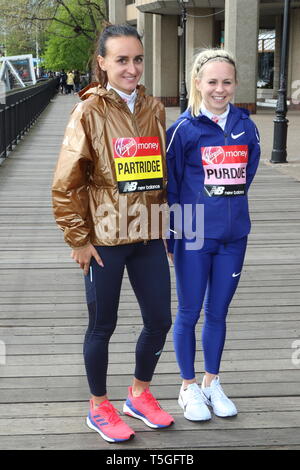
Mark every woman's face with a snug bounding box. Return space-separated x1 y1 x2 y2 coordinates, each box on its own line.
195 61 237 115
98 36 144 94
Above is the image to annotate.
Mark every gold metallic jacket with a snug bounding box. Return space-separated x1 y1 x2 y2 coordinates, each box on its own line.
52 83 167 249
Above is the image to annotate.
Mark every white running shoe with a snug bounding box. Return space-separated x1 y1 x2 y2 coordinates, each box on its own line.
201 376 237 417
178 383 211 421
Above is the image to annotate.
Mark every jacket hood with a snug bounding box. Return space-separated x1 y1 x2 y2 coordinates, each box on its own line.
78 82 146 102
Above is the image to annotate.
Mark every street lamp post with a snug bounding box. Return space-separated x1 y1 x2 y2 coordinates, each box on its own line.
270 0 291 163
179 0 189 113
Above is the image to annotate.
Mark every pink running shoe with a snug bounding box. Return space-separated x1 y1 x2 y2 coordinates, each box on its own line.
86 399 135 443
123 387 174 429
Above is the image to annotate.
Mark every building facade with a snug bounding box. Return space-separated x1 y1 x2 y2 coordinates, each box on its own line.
108 0 300 112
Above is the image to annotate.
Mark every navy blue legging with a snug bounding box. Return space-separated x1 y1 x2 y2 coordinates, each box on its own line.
83 239 172 397
173 236 247 379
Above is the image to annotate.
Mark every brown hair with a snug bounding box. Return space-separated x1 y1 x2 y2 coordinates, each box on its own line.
92 23 143 87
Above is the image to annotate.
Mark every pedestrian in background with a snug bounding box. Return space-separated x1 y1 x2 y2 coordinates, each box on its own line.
59 69 67 94
166 48 260 422
66 70 74 94
74 70 81 93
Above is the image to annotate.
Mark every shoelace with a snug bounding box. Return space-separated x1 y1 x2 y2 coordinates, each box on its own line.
142 389 162 410
96 402 122 425
210 383 227 401
186 385 205 404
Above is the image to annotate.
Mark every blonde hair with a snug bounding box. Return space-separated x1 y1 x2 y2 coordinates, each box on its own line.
188 49 237 117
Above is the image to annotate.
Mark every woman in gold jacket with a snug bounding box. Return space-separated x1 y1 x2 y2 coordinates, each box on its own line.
52 24 173 443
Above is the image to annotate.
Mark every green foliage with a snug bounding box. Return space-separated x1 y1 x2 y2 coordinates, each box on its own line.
5 27 36 57
42 0 105 71
42 25 93 72
0 0 107 71
0 0 54 56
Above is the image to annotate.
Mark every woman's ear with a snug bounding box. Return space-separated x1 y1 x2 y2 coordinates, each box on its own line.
97 55 106 71
195 77 201 92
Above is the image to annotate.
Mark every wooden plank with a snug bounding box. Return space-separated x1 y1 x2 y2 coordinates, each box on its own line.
1 312 299 325
0 359 297 378
1 396 300 419
2 411 300 438
1 330 299 346
1 383 300 404
0 320 300 336
1 338 295 356
0 428 299 450
0 369 299 390
1 349 296 367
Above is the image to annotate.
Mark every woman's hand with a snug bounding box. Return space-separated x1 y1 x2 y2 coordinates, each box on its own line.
71 243 104 275
168 252 174 264
163 239 174 264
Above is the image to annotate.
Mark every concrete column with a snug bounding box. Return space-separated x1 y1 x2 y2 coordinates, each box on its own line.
186 8 214 89
152 15 162 100
153 14 179 106
289 8 300 109
137 11 153 95
224 0 259 113
273 15 282 99
108 0 126 24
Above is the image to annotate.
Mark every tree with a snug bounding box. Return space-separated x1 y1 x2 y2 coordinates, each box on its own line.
0 0 108 70
43 0 108 71
42 9 92 71
0 0 56 56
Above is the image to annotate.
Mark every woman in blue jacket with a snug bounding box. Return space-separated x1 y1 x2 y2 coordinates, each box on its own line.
166 49 260 421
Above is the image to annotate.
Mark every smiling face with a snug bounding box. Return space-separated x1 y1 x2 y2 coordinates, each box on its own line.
97 36 144 95
195 60 237 115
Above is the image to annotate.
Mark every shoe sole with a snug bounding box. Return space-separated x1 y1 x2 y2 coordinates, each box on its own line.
210 407 238 418
86 416 134 443
178 395 211 421
123 403 173 429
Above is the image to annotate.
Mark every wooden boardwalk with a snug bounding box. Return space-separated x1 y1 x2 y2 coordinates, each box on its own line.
0 95 300 450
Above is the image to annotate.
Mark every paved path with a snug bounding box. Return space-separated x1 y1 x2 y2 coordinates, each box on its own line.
0 95 300 450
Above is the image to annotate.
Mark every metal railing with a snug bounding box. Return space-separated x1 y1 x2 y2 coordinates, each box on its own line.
0 78 59 159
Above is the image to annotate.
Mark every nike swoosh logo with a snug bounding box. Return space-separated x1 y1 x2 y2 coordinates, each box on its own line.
232 272 241 278
231 132 245 140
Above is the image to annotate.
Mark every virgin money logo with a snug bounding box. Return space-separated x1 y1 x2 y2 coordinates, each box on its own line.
202 146 225 165
202 145 248 165
115 138 138 158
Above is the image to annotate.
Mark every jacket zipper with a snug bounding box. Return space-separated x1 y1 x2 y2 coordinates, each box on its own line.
224 130 232 239
131 115 140 137
131 105 147 244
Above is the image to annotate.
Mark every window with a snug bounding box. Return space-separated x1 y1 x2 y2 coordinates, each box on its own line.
257 29 275 89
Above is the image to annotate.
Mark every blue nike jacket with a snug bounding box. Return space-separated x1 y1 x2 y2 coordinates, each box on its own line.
166 104 261 252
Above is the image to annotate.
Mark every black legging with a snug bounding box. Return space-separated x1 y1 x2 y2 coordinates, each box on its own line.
83 239 172 396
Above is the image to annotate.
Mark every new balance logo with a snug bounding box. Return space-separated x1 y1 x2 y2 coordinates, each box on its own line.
123 181 138 192
209 186 225 196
